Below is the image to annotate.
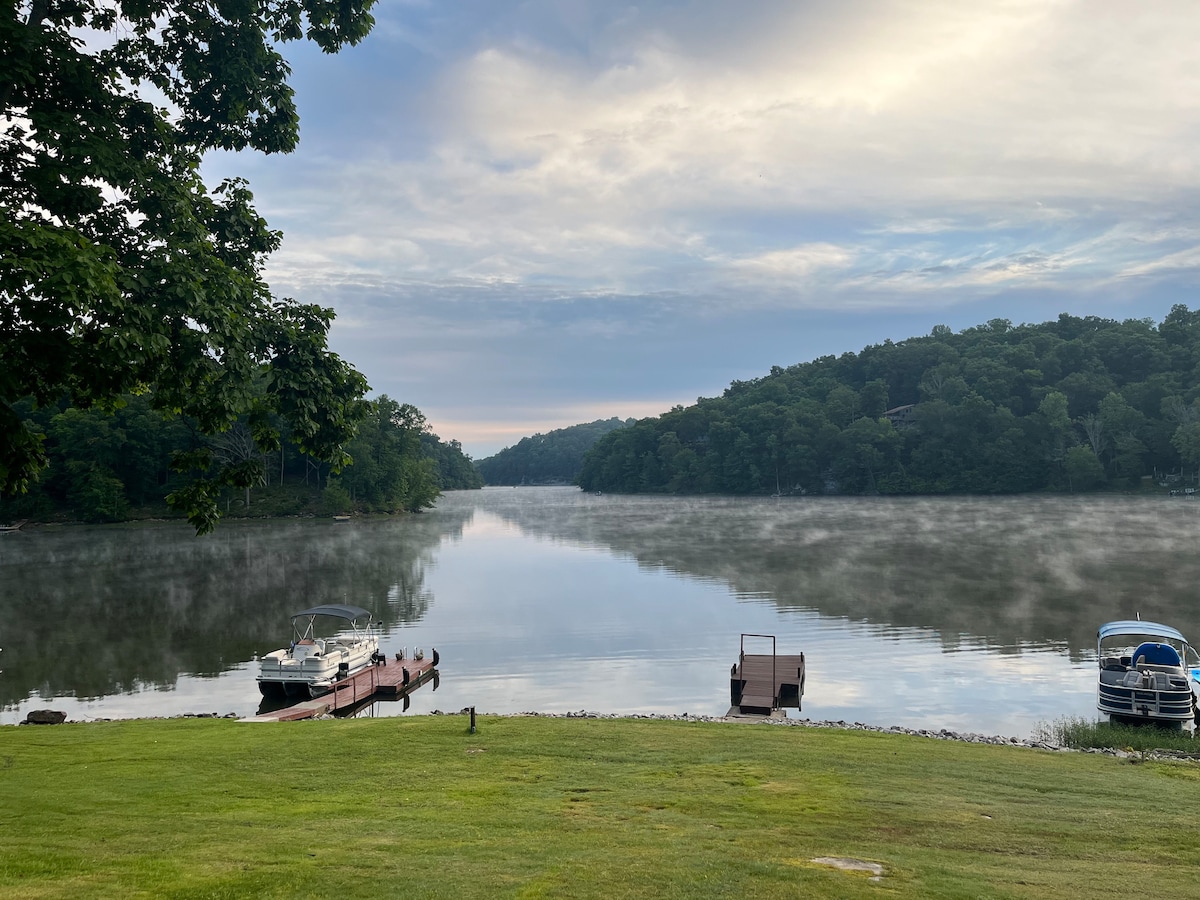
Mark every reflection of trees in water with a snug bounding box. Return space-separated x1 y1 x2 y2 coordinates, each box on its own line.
457 489 1200 658
0 510 470 705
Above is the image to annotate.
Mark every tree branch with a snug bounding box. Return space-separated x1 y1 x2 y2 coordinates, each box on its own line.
0 0 53 114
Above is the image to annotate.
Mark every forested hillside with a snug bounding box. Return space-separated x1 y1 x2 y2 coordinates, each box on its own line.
477 418 633 485
0 394 479 524
578 307 1200 496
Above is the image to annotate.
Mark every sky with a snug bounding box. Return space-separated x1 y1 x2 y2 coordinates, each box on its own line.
205 0 1200 458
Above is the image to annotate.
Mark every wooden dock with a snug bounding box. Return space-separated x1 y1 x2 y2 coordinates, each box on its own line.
729 634 805 715
243 655 439 722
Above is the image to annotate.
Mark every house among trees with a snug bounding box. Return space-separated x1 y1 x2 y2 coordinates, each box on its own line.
883 404 916 427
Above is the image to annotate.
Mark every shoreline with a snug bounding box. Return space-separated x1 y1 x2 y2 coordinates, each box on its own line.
14 705 1199 760
2 485 1184 532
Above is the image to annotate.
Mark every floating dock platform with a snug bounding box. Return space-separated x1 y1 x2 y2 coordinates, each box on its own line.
243 654 439 722
729 633 805 716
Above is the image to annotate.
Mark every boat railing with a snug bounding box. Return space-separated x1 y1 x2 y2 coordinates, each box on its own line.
329 665 380 712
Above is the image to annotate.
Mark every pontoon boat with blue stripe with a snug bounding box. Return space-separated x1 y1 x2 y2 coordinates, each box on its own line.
1097 620 1200 726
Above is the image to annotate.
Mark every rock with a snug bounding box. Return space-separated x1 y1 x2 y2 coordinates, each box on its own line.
23 709 67 725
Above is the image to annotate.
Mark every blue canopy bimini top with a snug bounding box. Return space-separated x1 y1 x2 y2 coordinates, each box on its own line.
1097 620 1188 644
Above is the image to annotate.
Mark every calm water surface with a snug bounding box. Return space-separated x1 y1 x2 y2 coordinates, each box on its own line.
4 488 1200 737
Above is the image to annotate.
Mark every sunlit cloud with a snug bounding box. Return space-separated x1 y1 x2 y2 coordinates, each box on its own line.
201 0 1200 454
246 0 1200 306
723 244 857 279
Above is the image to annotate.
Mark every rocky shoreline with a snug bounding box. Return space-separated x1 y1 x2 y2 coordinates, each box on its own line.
442 708 1200 761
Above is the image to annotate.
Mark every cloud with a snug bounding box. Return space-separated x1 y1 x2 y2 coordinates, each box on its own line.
196 2 1200 451
721 243 857 283
233 0 1200 314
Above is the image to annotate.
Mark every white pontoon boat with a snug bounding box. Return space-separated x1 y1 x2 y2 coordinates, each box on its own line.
1096 620 1200 726
257 604 380 699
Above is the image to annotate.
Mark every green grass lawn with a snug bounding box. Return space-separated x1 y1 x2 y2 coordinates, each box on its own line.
2 715 1199 898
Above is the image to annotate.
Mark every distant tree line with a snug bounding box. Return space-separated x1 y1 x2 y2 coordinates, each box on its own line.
476 418 634 485
0 393 480 524
577 307 1200 496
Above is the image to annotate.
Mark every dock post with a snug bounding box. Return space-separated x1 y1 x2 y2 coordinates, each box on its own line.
469 706 476 734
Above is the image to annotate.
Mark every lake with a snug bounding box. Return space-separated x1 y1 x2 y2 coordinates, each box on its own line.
4 488 1200 736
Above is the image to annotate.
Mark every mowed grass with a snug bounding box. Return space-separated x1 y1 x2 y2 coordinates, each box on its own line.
2 716 1199 898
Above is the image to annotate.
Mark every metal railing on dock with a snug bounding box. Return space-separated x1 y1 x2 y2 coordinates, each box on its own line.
329 665 378 712
730 633 805 715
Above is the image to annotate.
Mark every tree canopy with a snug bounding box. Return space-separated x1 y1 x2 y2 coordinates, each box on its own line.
578 308 1200 496
0 392 480 523
1 0 377 531
332 396 475 514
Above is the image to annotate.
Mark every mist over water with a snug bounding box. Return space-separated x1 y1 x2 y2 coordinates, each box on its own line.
4 487 1198 736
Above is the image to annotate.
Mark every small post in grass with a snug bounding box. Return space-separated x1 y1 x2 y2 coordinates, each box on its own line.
470 706 477 734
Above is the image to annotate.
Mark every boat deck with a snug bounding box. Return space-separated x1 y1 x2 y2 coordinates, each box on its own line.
730 634 805 715
244 656 439 722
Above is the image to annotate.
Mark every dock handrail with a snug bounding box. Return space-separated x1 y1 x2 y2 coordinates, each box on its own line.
740 633 778 705
330 666 379 712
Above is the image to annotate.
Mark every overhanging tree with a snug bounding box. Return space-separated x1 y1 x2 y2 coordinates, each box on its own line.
1 0 376 531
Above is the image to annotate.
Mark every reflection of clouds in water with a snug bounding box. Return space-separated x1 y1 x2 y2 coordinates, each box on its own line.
416 513 739 655
460 512 524 539
384 604 1100 737
383 523 1102 736
412 488 1153 735
405 657 730 718
805 626 1096 735
10 664 260 724
451 489 1200 657
7 490 1188 736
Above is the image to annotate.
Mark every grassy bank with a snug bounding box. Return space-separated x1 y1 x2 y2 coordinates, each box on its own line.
2 716 1199 898
1036 716 1200 753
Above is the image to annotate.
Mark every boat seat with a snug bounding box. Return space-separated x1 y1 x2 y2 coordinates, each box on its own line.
1140 665 1184 678
1123 670 1145 688
1132 643 1182 669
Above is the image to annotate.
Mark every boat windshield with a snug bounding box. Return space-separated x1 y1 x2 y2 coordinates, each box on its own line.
1098 632 1188 666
